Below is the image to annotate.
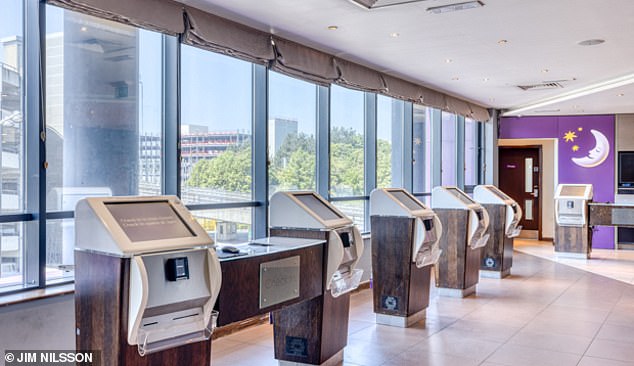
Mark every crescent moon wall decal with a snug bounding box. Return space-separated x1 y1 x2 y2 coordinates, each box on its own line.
571 129 610 168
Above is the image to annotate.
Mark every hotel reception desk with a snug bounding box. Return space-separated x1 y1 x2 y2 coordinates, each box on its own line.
588 203 634 228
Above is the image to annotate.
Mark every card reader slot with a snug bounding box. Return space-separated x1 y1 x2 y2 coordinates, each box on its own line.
173 313 200 321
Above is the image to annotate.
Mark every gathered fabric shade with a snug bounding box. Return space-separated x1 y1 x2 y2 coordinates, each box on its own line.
183 6 275 65
334 58 387 93
445 96 472 117
270 37 338 86
469 104 491 121
47 0 184 35
420 87 446 111
381 74 424 102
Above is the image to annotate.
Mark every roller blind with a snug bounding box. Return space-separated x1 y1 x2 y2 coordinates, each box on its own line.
469 104 491 122
47 0 184 35
183 6 275 65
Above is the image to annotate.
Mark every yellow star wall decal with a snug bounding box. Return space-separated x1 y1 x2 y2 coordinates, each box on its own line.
563 130 577 142
572 145 579 152
578 127 583 131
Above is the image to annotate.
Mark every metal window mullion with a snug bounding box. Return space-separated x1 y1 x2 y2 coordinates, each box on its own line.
364 92 376 230
23 0 45 288
252 64 268 238
402 102 413 191
456 115 465 189
163 36 179 195
316 85 329 199
431 109 442 188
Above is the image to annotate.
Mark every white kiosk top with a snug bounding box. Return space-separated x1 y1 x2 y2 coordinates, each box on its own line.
370 188 433 217
555 184 593 200
270 191 352 229
75 195 213 257
431 186 480 210
473 185 516 205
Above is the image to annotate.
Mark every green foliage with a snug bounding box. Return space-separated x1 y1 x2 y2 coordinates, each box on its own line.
186 126 392 195
187 144 251 193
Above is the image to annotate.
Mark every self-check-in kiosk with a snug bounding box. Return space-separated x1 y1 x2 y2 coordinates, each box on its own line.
473 185 522 278
269 191 364 366
554 184 594 258
74 196 221 366
369 188 442 327
431 186 489 297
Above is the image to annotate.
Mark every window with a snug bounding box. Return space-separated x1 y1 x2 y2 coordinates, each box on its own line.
464 118 479 187
267 71 317 196
0 0 24 289
441 111 457 185
412 105 432 194
376 95 404 188
180 45 254 243
330 85 365 197
45 7 165 282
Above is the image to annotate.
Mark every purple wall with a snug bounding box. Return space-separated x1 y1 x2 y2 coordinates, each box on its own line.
499 115 615 249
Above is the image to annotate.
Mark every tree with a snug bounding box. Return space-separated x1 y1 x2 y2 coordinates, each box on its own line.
187 144 251 193
275 149 316 190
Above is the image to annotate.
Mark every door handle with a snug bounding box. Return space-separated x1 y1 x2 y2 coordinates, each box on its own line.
532 188 539 198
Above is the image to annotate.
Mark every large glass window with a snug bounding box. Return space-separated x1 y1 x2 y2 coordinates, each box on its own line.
441 111 457 185
330 85 365 196
180 45 254 243
267 71 317 196
464 118 478 187
0 0 24 289
45 7 165 282
413 105 432 193
376 95 404 188
180 46 252 204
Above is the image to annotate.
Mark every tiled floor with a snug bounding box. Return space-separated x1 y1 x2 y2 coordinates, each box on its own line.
212 251 634 366
515 239 634 285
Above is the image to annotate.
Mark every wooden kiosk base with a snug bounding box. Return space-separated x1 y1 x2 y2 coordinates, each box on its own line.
370 216 432 326
434 209 481 298
270 228 352 366
480 204 514 278
554 224 592 259
75 251 213 366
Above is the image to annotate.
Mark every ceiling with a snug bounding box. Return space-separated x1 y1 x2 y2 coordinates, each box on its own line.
176 0 634 116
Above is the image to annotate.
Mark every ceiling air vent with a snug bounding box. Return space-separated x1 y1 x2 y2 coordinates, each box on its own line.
517 82 564 91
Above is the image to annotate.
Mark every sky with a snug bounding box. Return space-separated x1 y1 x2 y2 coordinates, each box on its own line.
2 2 395 139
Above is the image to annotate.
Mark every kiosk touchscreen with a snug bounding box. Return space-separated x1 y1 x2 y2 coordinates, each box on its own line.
370 188 442 267
473 185 522 278
369 188 443 327
431 186 490 297
432 187 490 249
74 196 221 364
474 185 522 238
270 191 364 296
554 184 594 259
555 184 593 227
269 191 364 366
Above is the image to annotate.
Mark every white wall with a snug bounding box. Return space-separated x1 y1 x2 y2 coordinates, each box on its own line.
616 114 634 204
0 295 75 366
498 138 558 239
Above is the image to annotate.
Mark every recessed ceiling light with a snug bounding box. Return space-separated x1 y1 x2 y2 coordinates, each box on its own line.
80 26 88 32
327 25 339 31
578 39 605 46
483 77 489 82
451 77 460 81
618 93 625 97
427 1 484 14
445 58 453 63
542 69 549 73
497 39 508 45
390 32 400 38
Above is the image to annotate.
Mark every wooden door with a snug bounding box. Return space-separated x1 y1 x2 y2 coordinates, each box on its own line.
498 147 541 238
